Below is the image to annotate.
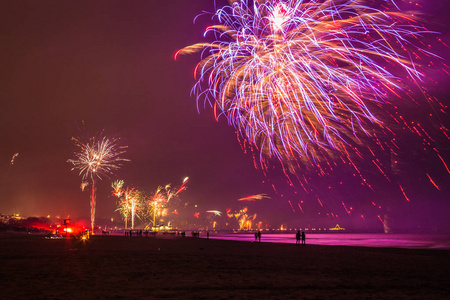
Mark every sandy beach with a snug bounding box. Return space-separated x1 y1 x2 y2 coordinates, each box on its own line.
1 233 449 299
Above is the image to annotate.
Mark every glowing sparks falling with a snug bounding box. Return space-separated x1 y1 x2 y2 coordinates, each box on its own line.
426 173 440 191
177 0 448 219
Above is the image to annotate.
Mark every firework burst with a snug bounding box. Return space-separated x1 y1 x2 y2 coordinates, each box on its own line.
177 0 439 168
177 0 449 222
146 177 189 228
68 135 128 181
68 133 128 233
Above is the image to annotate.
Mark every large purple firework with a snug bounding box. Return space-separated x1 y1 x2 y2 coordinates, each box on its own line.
177 0 439 169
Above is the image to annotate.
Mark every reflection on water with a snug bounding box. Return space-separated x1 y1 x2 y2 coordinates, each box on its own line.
208 233 450 249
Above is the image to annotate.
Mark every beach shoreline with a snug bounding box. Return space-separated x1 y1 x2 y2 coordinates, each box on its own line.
1 233 449 299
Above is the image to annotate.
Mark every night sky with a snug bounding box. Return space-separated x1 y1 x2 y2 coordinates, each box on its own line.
1 0 449 231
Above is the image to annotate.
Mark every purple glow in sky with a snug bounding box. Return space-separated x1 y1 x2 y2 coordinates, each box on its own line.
0 0 449 232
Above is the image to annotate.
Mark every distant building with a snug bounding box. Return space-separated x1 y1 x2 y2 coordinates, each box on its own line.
0 213 24 223
329 224 345 231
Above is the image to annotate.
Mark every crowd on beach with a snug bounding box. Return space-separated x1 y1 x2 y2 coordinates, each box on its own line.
119 229 308 244
251 230 306 244
101 228 309 245
117 229 309 248
123 230 196 237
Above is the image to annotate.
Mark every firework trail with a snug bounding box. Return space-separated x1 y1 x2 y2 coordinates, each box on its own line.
68 133 128 233
126 188 144 230
238 194 270 201
147 185 168 227
177 0 440 169
112 180 143 229
426 173 440 191
113 180 129 228
206 210 223 216
176 177 189 194
3 153 19 185
10 153 19 165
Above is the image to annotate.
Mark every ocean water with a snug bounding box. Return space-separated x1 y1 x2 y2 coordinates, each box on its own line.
207 233 450 250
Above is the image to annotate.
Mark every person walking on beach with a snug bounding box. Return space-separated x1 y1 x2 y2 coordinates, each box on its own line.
301 231 306 245
296 230 301 245
257 230 261 242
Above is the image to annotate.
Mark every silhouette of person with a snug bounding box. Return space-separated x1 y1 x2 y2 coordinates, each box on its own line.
296 230 301 245
257 230 261 242
255 232 258 241
301 231 306 245
207 231 209 239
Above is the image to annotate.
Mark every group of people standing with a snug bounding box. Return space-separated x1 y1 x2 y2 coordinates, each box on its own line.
254 230 305 245
125 230 144 236
296 230 306 245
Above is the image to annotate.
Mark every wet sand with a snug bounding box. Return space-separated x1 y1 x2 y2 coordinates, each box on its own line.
1 233 449 299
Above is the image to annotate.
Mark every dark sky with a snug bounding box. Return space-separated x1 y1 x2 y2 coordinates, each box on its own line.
1 0 449 231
